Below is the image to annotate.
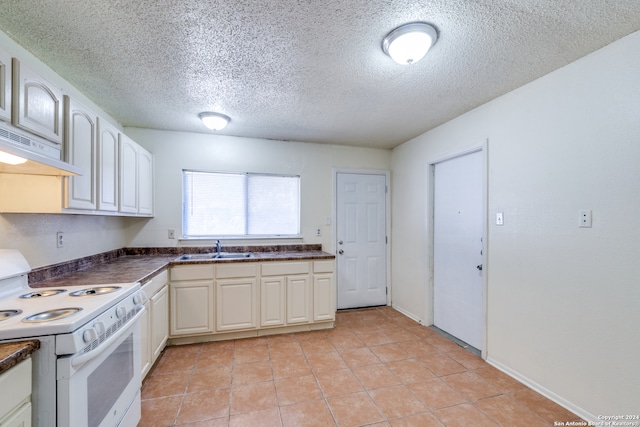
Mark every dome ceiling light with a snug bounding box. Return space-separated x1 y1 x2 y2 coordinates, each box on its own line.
382 22 438 65
199 112 230 131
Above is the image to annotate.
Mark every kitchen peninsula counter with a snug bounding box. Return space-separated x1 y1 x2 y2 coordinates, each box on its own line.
28 245 334 289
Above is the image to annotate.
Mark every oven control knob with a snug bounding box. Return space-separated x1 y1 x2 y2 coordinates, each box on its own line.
93 321 105 336
83 328 97 343
133 292 147 305
115 306 127 319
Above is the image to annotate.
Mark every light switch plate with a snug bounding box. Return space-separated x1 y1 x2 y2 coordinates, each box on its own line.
496 212 504 226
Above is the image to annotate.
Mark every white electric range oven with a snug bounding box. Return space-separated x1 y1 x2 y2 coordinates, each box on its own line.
0 249 147 427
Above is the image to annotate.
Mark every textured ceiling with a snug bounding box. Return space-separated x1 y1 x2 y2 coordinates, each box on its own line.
0 1 639 149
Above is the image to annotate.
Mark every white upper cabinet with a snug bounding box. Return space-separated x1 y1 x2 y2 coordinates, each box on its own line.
97 118 119 212
118 134 138 214
63 96 97 210
119 133 153 216
137 145 153 215
12 58 63 145
0 47 11 122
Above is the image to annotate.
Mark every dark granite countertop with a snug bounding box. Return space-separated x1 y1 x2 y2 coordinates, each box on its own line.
29 245 334 289
30 255 176 288
0 340 40 375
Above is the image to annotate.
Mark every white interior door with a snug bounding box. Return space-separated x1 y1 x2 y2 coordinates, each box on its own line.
336 173 387 309
433 150 484 350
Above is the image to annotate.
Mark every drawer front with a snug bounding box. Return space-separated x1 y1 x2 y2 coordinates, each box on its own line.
261 261 310 276
313 260 334 274
216 263 258 279
170 265 214 281
141 269 168 297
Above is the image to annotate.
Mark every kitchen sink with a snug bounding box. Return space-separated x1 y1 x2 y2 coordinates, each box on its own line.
176 253 217 260
176 252 254 261
216 252 254 259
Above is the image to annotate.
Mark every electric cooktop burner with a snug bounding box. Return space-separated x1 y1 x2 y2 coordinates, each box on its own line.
19 289 67 298
69 286 122 297
22 308 83 323
0 309 22 321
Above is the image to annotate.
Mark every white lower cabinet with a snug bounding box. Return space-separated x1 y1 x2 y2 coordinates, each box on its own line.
140 299 151 376
168 259 334 341
286 275 311 324
216 263 258 331
260 276 285 327
169 265 214 337
216 278 258 331
141 270 169 378
261 261 313 326
313 260 336 322
150 285 169 360
0 358 32 427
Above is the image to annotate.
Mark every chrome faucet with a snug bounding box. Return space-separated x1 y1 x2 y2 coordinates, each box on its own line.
216 239 221 256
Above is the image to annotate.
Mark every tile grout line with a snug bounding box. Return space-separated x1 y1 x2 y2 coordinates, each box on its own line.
141 307 581 426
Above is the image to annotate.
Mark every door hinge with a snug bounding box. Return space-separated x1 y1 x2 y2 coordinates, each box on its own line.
386 287 388 295
386 236 388 244
385 185 388 193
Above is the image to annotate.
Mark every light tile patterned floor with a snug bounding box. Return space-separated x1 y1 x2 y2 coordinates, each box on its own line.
140 306 582 426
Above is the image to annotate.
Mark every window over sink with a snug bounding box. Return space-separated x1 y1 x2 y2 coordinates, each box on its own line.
182 170 300 238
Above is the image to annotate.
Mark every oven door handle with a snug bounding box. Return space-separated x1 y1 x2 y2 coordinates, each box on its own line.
71 306 145 368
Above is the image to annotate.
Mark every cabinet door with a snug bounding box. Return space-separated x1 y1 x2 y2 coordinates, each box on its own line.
63 96 96 210
216 278 257 331
0 359 31 423
0 401 31 427
138 145 153 215
96 118 119 211
0 47 11 122
287 275 311 324
170 281 214 336
118 134 138 213
140 300 151 377
12 58 63 144
313 274 335 321
150 285 169 360
261 276 285 327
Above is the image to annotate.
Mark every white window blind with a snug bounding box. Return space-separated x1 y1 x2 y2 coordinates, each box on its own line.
183 170 300 237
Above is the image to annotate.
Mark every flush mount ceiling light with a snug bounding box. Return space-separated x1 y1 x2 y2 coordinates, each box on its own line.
382 22 438 65
199 112 230 131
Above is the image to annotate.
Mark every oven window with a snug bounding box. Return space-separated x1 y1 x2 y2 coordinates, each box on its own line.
87 334 134 427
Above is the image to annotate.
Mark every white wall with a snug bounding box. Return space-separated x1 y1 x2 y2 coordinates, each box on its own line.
391 31 640 418
0 214 127 268
123 127 391 250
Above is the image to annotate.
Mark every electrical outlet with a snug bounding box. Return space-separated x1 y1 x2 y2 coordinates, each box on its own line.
315 228 322 237
56 232 64 248
168 229 176 239
579 210 592 228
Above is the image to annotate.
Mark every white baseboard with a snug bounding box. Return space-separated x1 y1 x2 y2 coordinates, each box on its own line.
486 357 597 424
390 304 426 325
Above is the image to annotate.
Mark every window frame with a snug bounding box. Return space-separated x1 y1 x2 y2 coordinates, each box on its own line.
181 169 302 239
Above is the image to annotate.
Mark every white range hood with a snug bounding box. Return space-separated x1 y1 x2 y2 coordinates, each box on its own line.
0 122 83 176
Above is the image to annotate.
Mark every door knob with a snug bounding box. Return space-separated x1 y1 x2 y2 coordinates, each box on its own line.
338 240 343 245
476 264 483 271
338 249 344 255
